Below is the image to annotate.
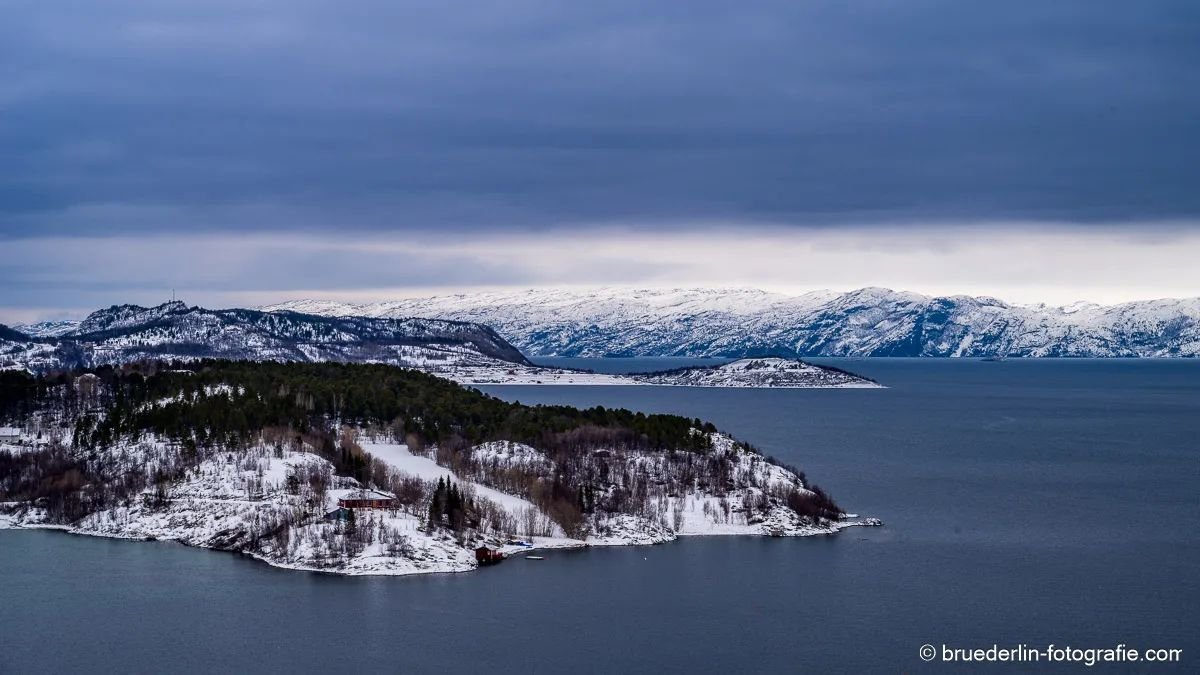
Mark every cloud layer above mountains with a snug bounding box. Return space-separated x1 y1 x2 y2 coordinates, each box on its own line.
2 1 1198 319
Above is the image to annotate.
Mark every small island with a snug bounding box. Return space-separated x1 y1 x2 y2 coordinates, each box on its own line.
634 357 882 388
0 361 879 576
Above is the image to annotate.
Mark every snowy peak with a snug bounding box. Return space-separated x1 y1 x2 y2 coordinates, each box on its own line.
75 301 192 336
266 287 1200 358
1058 300 1103 315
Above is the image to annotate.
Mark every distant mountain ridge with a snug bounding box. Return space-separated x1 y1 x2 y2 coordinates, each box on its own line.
264 287 1200 358
2 301 531 372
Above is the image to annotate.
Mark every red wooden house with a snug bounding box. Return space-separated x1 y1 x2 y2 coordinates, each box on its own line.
475 546 505 566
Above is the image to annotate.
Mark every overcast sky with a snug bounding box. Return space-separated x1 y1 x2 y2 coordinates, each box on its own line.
2 0 1198 322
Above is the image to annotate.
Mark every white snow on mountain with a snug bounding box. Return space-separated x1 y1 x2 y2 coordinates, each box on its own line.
1 302 540 381
265 287 1200 357
3 301 884 387
12 320 81 338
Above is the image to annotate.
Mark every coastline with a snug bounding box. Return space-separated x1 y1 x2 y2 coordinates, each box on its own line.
0 514 881 578
444 357 885 388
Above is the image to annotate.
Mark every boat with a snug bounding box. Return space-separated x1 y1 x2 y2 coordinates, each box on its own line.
525 556 545 560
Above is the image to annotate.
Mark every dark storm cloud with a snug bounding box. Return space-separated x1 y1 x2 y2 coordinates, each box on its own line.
1 0 1197 240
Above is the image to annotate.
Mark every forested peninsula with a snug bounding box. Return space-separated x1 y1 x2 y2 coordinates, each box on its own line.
0 361 875 575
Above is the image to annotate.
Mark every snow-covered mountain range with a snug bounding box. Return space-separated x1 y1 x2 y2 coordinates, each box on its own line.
264 287 1200 357
1 301 532 376
3 301 883 387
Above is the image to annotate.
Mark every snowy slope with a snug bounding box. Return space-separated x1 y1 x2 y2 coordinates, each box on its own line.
12 320 80 338
359 439 552 529
1 428 878 576
266 287 1200 357
0 302 538 379
2 440 484 575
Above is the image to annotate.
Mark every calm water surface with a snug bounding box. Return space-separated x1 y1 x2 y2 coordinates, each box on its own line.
2 359 1197 673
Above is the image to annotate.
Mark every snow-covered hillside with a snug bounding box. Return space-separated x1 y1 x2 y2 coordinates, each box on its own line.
0 429 876 576
0 362 881 575
3 301 885 388
13 320 79 338
634 358 881 388
265 287 1200 357
1 301 540 381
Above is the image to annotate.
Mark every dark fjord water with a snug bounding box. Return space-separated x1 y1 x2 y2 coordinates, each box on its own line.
2 359 1197 673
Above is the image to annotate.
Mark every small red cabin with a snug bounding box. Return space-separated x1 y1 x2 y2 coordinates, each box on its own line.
337 489 397 510
475 547 505 566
